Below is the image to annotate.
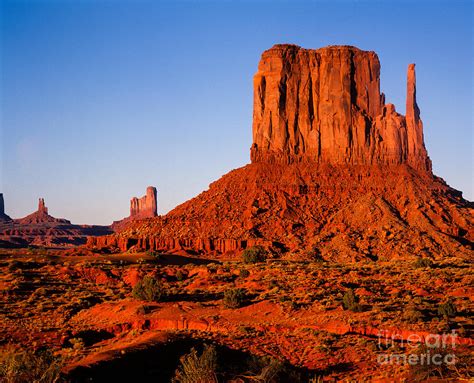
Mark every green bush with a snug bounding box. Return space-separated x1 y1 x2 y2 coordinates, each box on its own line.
342 289 363 312
173 345 218 383
437 300 457 318
223 288 246 309
0 346 63 383
242 246 268 264
132 276 164 302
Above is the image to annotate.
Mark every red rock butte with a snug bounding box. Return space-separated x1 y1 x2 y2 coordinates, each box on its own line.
130 186 158 220
87 44 473 260
251 45 431 171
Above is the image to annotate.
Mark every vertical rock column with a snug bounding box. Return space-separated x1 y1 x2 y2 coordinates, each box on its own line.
38 198 48 214
0 194 5 216
146 186 158 217
0 193 11 221
406 64 431 171
129 186 158 219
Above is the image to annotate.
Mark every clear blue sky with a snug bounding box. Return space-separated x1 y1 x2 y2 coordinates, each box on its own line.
1 0 472 225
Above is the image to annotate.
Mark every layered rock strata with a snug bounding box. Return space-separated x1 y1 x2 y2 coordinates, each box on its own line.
250 45 431 171
130 187 157 219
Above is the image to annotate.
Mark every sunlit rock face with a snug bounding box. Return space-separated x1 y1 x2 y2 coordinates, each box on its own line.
251 44 431 171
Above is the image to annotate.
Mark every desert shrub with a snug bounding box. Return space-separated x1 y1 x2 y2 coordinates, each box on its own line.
239 269 250 279
223 288 246 308
249 357 283 382
342 289 363 312
437 300 457 318
132 276 164 302
414 258 434 268
246 355 305 382
242 246 268 264
408 343 460 381
176 270 186 281
0 346 63 383
403 305 424 323
173 345 218 383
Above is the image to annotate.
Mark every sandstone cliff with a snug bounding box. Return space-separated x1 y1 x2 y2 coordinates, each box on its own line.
250 45 431 171
130 186 158 219
110 186 158 230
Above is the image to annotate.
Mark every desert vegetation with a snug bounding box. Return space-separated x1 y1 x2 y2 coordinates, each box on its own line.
242 246 268 264
132 275 165 302
173 344 218 383
0 346 63 383
223 288 246 308
0 249 472 381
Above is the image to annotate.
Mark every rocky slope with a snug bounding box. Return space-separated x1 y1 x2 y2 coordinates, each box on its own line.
87 44 473 261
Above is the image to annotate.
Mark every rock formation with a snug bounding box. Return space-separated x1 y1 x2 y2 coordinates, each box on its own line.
250 45 431 171
37 198 48 215
87 44 472 261
110 187 159 231
0 197 112 248
0 194 12 222
16 198 70 224
130 187 157 219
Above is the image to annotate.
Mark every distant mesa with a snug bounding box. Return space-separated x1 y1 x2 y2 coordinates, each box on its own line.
0 196 112 248
130 186 158 219
0 194 12 222
111 186 158 230
17 198 71 225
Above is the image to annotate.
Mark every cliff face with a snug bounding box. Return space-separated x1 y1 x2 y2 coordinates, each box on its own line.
130 187 157 219
110 186 158 231
251 45 431 171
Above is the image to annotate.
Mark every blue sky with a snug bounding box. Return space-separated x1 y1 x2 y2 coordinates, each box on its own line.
1 0 472 224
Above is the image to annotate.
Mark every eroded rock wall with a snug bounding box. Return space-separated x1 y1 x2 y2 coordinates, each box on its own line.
250 44 431 171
